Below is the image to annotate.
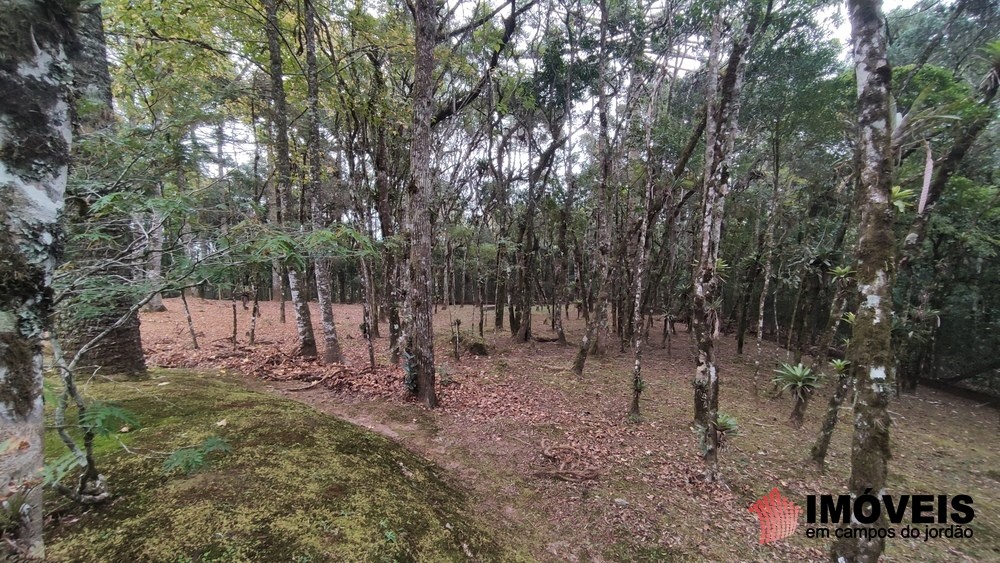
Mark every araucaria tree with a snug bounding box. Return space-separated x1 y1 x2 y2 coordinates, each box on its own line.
0 0 74 557
832 0 897 560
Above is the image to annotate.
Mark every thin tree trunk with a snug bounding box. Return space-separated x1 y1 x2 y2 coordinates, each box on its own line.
809 289 851 470
305 0 341 365
181 292 199 349
249 286 260 345
692 14 725 482
144 208 168 312
629 58 669 421
693 4 762 481
574 0 612 372
359 256 377 369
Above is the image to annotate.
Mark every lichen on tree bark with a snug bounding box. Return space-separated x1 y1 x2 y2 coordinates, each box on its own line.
832 0 897 560
1 1 75 556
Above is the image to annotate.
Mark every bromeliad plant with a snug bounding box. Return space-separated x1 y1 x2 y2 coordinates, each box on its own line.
773 363 823 428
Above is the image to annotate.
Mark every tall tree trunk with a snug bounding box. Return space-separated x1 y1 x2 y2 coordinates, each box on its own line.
831 0 896 559
692 14 726 482
60 3 146 379
574 0 612 373
629 62 667 421
305 0 341 364
404 0 438 408
693 4 761 481
0 2 73 556
264 0 316 356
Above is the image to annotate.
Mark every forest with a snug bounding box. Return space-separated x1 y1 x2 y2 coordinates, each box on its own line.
1 0 999 560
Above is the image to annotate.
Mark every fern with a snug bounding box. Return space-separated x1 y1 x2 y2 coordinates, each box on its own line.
80 401 140 437
162 436 232 476
44 450 87 487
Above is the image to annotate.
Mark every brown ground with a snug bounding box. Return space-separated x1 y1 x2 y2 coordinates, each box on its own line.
140 297 1000 562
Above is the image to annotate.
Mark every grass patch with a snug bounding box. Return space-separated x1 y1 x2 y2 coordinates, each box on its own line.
44 369 524 562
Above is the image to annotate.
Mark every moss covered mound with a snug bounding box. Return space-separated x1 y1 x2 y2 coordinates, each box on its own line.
45 370 520 562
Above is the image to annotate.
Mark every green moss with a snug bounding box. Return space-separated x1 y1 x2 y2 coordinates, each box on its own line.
44 369 520 562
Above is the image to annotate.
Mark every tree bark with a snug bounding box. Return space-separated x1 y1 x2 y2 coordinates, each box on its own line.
404 0 439 408
264 0 316 356
0 2 74 556
60 3 146 378
831 0 897 559
305 0 341 364
692 4 761 481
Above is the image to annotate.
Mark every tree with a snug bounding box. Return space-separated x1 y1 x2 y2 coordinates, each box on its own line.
263 0 317 358
831 0 896 559
58 1 147 379
404 0 440 408
0 1 74 557
692 0 767 482
304 0 343 365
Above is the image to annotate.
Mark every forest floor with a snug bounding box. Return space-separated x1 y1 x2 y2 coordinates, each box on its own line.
137 297 999 562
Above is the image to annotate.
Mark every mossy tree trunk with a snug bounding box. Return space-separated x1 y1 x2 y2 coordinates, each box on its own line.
831 0 897 559
0 1 74 557
263 0 316 358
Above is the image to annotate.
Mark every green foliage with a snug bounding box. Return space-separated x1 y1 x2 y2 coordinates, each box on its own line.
772 363 822 401
0 490 29 535
162 435 232 476
716 412 740 437
830 265 855 281
44 450 87 488
830 359 850 374
80 401 141 437
891 186 917 213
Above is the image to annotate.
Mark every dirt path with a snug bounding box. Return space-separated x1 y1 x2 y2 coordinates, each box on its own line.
141 298 1000 562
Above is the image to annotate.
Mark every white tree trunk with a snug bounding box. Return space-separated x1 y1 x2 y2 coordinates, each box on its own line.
144 209 167 312
0 3 74 556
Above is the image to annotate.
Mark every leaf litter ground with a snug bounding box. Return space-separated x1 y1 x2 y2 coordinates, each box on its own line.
139 298 999 562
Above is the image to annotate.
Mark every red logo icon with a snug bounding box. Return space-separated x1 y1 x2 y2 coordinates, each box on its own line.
749 487 801 544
